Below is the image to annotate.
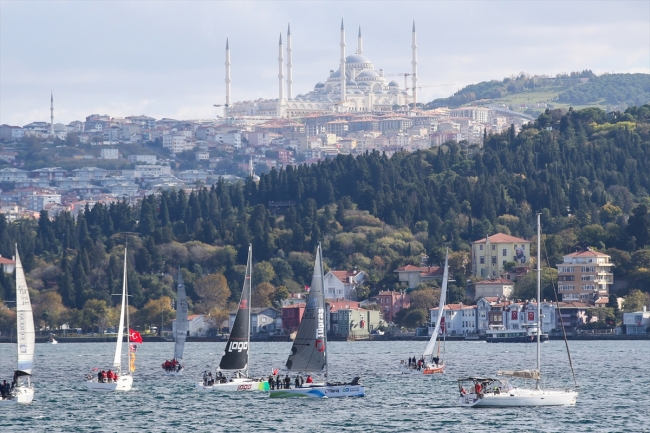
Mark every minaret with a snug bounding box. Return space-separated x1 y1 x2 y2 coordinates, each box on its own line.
357 26 363 55
50 92 54 137
411 20 418 108
278 33 285 118
340 18 346 104
225 37 231 118
286 23 293 100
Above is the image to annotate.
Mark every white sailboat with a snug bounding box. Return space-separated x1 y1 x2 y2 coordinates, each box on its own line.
400 250 449 375
1 245 35 405
162 270 187 375
269 244 364 398
458 215 578 407
196 244 269 392
85 247 134 392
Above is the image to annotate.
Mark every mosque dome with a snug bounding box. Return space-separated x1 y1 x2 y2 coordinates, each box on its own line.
388 80 399 87
346 80 357 86
315 82 325 88
357 70 380 79
346 54 371 64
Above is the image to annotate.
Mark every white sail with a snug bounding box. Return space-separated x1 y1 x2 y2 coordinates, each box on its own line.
113 247 128 369
423 251 448 359
15 247 35 375
174 270 188 360
498 370 541 380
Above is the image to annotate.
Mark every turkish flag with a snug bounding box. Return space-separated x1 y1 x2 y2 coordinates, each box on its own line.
528 312 535 321
129 329 143 344
511 311 518 320
305 285 310 292
440 317 446 334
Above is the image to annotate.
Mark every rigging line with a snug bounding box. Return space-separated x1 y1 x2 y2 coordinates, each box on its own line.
541 228 578 389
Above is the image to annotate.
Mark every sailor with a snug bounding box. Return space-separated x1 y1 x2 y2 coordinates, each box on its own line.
101 370 108 383
474 382 482 395
284 375 291 389
306 375 313 384
98 371 103 383
203 371 208 386
299 375 304 387
107 369 113 383
295 376 300 388
432 356 439 366
0 381 5 399
268 375 275 390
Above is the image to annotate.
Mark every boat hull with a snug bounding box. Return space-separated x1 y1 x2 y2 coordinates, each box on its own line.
195 378 269 392
399 364 445 375
269 384 365 398
86 375 133 392
14 385 34 404
486 334 549 343
460 389 577 407
163 368 184 376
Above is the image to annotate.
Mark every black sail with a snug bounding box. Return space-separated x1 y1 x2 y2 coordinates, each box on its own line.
219 244 252 371
286 244 327 373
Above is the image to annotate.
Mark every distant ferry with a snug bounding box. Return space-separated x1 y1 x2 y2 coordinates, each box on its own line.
486 325 549 343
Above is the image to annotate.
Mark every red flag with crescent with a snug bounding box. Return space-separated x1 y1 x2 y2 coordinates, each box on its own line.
528 312 535 321
129 329 143 344
511 311 518 320
440 317 445 334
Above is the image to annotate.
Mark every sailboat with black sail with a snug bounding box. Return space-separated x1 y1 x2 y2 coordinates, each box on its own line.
162 270 187 375
196 245 269 391
269 244 364 398
458 215 578 407
400 250 449 375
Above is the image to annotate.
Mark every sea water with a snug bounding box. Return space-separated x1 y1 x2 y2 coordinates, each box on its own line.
0 340 647 432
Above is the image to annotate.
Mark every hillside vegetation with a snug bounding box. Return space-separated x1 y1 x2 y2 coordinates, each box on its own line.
2 105 650 332
426 71 650 114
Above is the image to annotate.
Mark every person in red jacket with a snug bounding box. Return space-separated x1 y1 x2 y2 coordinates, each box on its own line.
306 375 313 384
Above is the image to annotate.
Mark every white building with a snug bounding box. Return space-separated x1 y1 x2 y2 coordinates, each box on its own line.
163 134 194 154
23 192 61 212
430 304 477 336
0 255 16 273
623 307 650 334
229 307 281 334
227 21 414 119
323 270 366 300
101 148 119 160
127 154 157 164
474 278 515 299
0 168 29 182
177 314 209 337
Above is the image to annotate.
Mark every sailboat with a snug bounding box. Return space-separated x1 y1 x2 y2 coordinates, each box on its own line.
162 270 188 375
400 250 449 375
269 244 364 398
195 244 269 392
85 247 134 392
0 245 35 405
458 215 578 407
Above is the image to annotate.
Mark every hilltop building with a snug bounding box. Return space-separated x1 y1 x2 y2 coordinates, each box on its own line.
556 249 613 301
226 20 416 119
471 233 531 278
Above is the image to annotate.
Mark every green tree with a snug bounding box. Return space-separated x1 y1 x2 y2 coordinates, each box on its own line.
622 289 650 312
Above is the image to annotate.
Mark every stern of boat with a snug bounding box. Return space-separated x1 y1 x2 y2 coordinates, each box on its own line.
14 385 34 404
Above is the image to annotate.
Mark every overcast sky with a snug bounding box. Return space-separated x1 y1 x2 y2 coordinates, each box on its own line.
1 1 648 126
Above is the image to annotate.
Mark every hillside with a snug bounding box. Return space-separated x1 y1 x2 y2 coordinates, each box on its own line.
1 105 650 333
426 71 650 118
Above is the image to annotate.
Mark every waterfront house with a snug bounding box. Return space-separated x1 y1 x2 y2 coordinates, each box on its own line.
471 233 531 278
323 270 366 300
330 307 381 339
474 278 514 299
623 307 650 334
394 264 443 289
374 291 410 323
171 314 209 337
556 248 614 302
430 303 477 336
229 307 280 335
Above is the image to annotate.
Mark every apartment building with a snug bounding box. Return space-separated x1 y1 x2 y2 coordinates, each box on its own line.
556 249 613 301
471 233 530 278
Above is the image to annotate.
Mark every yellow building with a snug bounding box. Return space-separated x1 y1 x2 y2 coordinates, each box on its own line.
471 233 531 278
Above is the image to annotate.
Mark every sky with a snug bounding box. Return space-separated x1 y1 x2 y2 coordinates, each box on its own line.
1 1 648 126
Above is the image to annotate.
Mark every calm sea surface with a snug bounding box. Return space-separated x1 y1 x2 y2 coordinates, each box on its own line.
0 339 647 432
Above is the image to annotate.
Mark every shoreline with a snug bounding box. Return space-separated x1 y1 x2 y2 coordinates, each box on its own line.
1 334 648 344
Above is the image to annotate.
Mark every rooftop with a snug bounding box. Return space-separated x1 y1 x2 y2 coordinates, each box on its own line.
472 233 530 244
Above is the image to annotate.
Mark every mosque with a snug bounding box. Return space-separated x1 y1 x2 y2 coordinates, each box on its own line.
226 20 418 119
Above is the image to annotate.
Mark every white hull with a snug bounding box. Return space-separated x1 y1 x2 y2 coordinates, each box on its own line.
195 377 269 392
14 385 34 404
269 384 365 398
163 369 184 376
460 388 577 407
86 375 133 392
399 363 444 375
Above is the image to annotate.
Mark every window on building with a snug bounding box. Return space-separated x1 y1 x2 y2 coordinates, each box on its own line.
502 249 507 257
480 245 483 251
480 256 485 264
503 260 507 266
491 256 497 265
492 245 496 250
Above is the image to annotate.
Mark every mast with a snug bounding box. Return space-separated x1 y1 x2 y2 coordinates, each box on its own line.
536 213 541 389
15 244 35 377
113 246 128 373
423 249 448 362
319 243 328 381
246 245 252 378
